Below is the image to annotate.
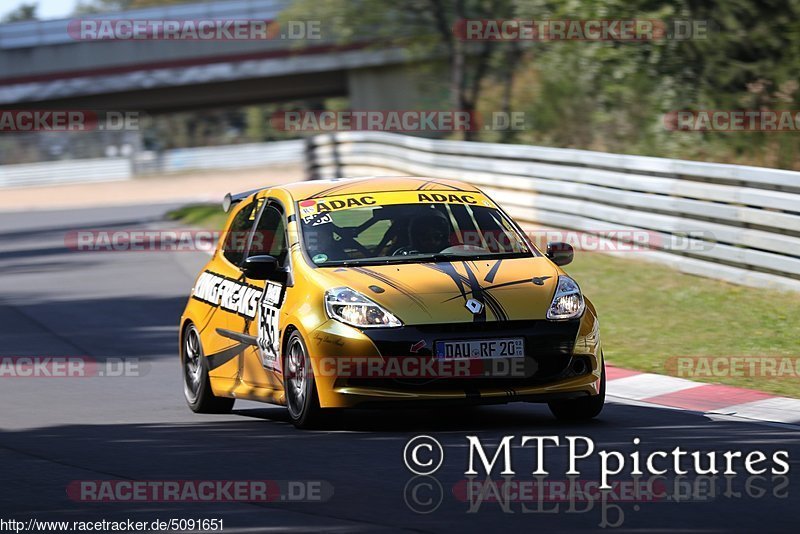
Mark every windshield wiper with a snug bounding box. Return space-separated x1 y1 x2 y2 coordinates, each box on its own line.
325 251 530 267
402 251 529 263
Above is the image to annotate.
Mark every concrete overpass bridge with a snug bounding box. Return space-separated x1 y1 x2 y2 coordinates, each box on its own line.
0 0 437 113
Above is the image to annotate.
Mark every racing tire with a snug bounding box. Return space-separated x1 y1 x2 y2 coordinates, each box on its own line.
548 358 605 421
182 323 235 414
284 330 323 429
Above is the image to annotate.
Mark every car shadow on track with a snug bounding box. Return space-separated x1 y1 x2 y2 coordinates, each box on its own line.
230 403 611 432
2 402 796 529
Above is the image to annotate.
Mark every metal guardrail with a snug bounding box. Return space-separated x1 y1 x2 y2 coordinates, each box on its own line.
306 131 800 292
0 157 131 188
0 139 305 188
135 139 304 174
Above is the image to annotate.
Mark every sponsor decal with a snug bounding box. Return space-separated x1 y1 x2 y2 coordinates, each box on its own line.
298 199 317 217
301 191 495 215
418 193 477 204
316 196 377 212
195 273 287 372
302 213 333 226
257 282 285 370
192 271 262 319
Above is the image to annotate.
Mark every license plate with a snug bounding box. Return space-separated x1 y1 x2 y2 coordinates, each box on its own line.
435 338 525 360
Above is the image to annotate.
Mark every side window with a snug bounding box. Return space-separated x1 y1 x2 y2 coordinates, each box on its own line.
222 200 259 266
250 204 288 265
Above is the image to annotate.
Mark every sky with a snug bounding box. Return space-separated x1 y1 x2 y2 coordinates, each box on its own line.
3 0 80 21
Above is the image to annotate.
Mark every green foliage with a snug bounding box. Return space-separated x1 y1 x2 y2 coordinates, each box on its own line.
2 2 37 22
166 203 228 230
287 0 800 167
501 0 800 166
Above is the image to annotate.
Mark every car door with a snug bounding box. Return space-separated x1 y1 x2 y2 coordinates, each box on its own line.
200 197 263 380
238 200 290 389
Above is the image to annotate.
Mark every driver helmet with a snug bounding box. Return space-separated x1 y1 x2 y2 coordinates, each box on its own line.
409 209 451 253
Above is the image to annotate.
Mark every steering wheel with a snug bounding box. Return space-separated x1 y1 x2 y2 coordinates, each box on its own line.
392 246 421 256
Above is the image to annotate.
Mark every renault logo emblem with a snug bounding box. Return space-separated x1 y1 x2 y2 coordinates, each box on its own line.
465 299 484 314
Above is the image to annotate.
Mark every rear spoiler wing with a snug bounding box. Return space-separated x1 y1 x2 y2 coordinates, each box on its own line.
222 188 261 213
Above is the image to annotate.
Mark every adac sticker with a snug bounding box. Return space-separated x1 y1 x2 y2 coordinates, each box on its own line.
315 195 377 212
307 190 494 213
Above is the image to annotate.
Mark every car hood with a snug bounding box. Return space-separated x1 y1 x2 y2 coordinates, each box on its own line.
317 256 561 325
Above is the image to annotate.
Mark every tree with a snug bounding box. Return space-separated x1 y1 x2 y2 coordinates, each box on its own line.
2 3 38 23
284 0 529 140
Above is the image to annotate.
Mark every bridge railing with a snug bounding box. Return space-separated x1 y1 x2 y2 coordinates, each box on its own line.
0 0 289 49
306 131 800 292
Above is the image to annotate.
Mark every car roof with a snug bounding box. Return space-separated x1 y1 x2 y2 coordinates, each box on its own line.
259 176 481 201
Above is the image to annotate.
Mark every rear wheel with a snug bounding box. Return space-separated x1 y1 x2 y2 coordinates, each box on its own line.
182 323 235 414
284 331 322 429
548 359 605 421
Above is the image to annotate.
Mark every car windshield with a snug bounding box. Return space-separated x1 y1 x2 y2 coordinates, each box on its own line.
298 197 534 267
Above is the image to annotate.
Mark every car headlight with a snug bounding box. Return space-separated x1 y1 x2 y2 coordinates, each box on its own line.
324 287 402 328
546 275 585 320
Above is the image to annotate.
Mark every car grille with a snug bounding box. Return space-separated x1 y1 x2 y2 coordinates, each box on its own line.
349 319 583 390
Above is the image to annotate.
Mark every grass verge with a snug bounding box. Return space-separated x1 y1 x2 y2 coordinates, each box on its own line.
567 252 800 398
166 203 229 230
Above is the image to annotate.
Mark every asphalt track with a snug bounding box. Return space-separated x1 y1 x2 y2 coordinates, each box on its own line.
0 204 798 533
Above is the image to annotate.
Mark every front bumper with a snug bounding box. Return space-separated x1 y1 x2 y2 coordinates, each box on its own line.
308 315 602 408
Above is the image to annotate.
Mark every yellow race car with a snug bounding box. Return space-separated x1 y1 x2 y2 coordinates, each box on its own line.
179 177 604 428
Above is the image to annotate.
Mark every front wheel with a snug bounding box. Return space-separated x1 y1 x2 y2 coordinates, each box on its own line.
182 323 235 414
548 359 605 421
284 331 322 429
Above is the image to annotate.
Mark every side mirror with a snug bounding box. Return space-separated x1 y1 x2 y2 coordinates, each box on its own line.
242 255 278 280
546 242 574 266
